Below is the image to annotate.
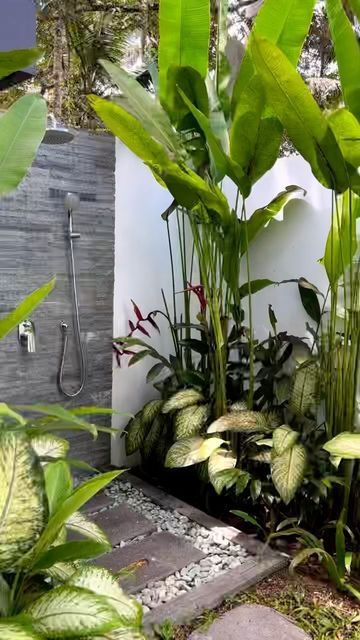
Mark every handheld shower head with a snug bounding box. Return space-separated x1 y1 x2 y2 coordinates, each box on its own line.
64 192 80 213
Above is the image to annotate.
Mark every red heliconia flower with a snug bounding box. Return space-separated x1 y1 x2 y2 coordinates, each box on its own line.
137 323 151 337
131 299 144 321
186 282 207 314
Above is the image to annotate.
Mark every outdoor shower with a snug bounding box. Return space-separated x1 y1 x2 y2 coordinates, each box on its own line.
58 192 87 397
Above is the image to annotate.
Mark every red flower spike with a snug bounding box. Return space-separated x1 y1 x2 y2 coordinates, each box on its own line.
186 282 207 314
129 320 136 332
137 323 151 337
131 299 144 321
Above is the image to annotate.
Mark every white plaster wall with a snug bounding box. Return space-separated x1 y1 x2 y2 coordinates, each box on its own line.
112 144 332 465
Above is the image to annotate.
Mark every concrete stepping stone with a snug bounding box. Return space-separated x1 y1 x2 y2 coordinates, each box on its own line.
97 531 205 593
92 503 156 546
83 492 113 514
189 604 310 640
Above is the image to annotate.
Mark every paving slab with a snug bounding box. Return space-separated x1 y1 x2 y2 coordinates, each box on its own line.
91 503 156 545
189 604 310 640
96 531 205 593
83 492 113 514
144 557 287 627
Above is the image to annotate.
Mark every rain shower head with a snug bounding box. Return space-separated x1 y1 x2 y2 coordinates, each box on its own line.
42 114 74 145
64 192 80 213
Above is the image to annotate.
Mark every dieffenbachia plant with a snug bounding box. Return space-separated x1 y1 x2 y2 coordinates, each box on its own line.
0 403 146 639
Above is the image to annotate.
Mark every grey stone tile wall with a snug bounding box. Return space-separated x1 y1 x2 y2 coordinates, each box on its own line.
0 129 115 466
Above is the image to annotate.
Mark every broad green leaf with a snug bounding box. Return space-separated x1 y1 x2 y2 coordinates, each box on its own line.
44 460 72 515
158 0 210 108
142 415 165 459
231 509 265 533
0 278 55 340
323 433 360 459
66 511 109 545
128 350 152 366
141 400 163 427
251 37 350 192
168 65 209 127
239 279 275 299
0 48 40 80
174 404 209 439
0 621 41 640
31 470 121 560
17 404 98 438
146 362 166 382
30 434 69 461
165 437 225 468
348 0 360 21
243 186 306 252
70 406 119 417
0 403 26 425
162 389 204 413
230 76 283 191
250 478 262 501
44 562 77 582
125 413 148 456
271 443 307 504
231 0 316 184
0 432 47 571
322 190 360 286
24 586 120 638
101 60 180 156
207 411 268 433
88 95 170 166
298 277 322 323
326 0 360 120
89 95 230 223
33 541 110 571
208 449 237 494
67 566 142 627
0 95 47 195
290 360 319 416
210 467 250 496
178 88 249 194
232 0 316 107
273 425 299 456
328 109 360 169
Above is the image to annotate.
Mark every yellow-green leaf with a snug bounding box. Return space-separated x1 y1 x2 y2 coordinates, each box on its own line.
0 95 47 195
0 277 55 340
162 389 204 414
24 586 120 638
67 566 142 627
0 432 47 571
251 37 350 192
158 0 210 109
165 437 225 468
174 404 209 439
273 425 299 456
271 443 307 504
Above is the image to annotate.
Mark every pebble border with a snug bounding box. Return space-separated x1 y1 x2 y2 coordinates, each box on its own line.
98 479 249 610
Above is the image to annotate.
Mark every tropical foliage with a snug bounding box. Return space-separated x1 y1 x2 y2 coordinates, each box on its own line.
88 0 360 599
0 405 145 639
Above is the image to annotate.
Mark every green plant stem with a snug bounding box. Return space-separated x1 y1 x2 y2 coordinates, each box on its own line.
241 198 254 408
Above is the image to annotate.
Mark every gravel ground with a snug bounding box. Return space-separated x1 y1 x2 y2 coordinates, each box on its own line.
102 479 249 610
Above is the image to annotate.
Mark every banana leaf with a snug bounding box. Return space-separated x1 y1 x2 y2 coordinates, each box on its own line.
251 37 351 192
158 0 210 111
326 0 360 121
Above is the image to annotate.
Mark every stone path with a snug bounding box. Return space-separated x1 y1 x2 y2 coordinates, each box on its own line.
84 473 287 625
189 604 310 640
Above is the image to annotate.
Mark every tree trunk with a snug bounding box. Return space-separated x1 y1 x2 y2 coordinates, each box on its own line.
53 16 65 120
